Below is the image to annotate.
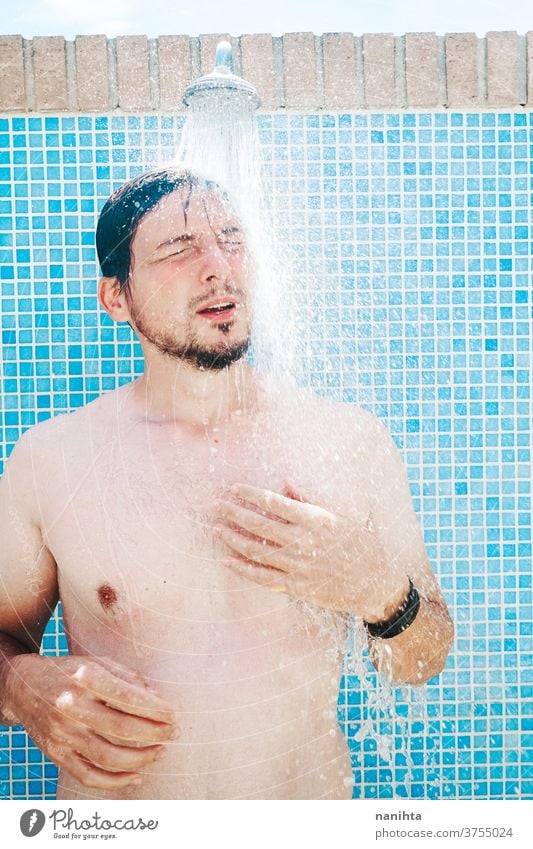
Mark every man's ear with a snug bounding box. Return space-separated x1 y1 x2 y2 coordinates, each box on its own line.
98 277 131 323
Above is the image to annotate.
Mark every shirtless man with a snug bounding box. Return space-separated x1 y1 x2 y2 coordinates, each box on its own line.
0 168 453 800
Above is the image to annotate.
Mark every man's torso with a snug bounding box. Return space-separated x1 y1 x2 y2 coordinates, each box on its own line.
35 380 373 799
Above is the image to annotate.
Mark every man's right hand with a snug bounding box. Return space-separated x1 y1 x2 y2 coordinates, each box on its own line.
5 654 178 791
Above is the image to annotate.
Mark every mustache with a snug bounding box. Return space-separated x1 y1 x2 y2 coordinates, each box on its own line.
189 285 246 310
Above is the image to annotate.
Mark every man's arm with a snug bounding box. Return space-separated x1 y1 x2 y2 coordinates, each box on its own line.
0 427 59 725
362 416 454 685
213 404 453 687
0 424 178 790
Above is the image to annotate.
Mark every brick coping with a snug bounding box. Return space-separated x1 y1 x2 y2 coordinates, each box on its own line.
0 32 532 112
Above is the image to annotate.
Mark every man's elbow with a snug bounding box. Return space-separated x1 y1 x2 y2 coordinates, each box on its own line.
401 614 455 686
371 610 454 686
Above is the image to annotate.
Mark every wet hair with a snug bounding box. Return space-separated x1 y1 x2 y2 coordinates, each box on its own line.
95 167 231 293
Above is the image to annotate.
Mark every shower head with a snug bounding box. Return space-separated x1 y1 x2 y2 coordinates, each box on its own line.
182 40 261 110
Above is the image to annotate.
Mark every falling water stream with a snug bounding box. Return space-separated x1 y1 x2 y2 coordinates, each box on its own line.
175 42 298 382
170 41 435 797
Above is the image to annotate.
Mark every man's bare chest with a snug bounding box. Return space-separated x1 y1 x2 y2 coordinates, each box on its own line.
42 429 350 691
42 420 327 633
43 417 298 556
32 399 372 702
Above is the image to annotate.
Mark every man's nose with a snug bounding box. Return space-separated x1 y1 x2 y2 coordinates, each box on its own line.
198 241 231 283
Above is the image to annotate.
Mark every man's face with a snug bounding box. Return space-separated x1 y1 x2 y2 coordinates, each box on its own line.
123 186 251 370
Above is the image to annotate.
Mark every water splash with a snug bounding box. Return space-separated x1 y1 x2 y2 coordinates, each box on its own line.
342 619 436 796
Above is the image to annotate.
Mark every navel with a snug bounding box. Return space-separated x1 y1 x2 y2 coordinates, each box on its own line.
97 583 118 611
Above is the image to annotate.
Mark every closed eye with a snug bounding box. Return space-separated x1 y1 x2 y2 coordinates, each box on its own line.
163 244 193 259
218 239 244 251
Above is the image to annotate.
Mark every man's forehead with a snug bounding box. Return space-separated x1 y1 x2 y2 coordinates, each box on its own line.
138 186 237 233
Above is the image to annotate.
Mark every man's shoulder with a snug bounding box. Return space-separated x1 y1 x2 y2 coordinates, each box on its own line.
272 384 391 468
15 385 126 454
301 394 407 491
294 389 383 441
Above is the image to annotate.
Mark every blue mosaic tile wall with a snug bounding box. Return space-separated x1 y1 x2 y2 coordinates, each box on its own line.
0 112 531 800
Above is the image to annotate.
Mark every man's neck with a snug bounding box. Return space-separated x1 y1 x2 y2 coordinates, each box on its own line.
126 357 257 431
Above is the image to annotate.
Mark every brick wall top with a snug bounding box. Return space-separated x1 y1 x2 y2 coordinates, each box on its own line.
1 32 532 112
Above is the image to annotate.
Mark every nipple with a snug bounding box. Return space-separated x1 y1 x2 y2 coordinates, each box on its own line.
98 583 118 611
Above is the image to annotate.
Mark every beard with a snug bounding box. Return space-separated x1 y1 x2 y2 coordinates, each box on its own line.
129 302 251 371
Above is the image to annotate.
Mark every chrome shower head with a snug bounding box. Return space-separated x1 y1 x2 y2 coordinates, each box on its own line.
182 40 261 110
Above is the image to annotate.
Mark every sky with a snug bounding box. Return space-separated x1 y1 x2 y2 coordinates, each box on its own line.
1 0 531 38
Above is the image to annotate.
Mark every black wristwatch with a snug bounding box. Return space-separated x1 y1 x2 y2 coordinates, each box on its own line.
363 578 420 639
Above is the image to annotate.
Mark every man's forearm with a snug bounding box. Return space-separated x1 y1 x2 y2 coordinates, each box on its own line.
0 633 37 726
367 595 454 685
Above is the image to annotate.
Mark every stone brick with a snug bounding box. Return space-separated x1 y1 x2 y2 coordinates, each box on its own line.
32 36 68 110
75 35 109 111
445 33 479 106
0 35 25 110
240 34 276 109
322 33 358 110
405 32 439 107
487 31 518 106
116 36 151 109
283 32 318 109
363 34 396 107
199 34 232 75
158 35 191 109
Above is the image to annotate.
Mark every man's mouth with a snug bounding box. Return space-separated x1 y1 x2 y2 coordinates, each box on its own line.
197 299 238 321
